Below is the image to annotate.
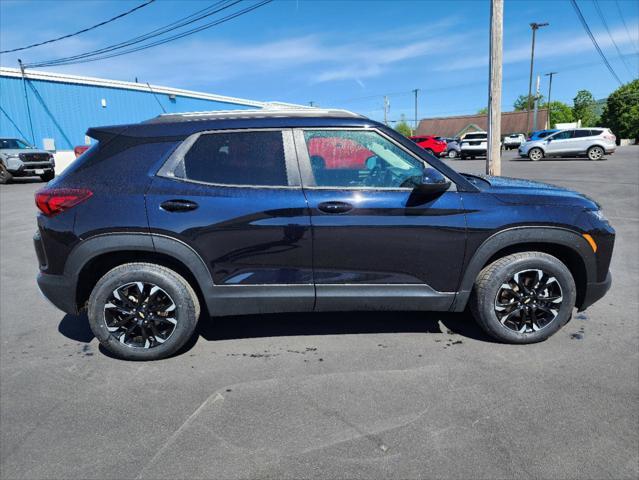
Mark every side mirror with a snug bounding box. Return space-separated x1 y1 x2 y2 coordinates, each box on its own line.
546 137 552 142
414 178 451 196
406 168 451 204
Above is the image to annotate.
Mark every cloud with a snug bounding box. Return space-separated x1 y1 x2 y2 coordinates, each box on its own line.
437 25 638 72
1 18 470 90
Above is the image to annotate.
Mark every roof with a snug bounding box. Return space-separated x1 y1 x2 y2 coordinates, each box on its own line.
0 67 305 109
145 108 363 124
416 110 549 137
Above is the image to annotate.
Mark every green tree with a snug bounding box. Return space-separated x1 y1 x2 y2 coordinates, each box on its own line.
547 101 574 128
600 79 639 141
572 89 599 127
395 119 413 137
477 107 488 114
513 94 545 111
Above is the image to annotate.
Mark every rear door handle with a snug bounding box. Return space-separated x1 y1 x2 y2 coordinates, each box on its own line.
160 199 199 212
318 201 353 214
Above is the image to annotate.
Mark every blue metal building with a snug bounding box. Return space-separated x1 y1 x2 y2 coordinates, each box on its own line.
0 67 295 151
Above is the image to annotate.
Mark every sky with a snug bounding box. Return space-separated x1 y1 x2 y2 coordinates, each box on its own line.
1 0 638 124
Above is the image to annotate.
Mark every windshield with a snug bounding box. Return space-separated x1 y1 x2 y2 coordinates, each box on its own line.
0 138 32 149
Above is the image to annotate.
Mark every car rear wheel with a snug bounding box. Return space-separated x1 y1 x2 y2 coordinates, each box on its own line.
470 252 576 343
0 164 12 184
447 150 458 159
587 146 604 161
87 263 200 360
528 147 544 161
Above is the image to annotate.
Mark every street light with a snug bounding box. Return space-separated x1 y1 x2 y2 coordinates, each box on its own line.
545 72 557 128
526 22 549 133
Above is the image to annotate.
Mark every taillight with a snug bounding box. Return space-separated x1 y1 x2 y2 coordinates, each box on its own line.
35 188 93 216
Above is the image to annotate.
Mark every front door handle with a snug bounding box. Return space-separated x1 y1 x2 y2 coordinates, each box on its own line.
318 201 353 214
160 199 199 212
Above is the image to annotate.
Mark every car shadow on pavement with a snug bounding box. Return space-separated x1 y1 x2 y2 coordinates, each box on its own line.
58 312 94 342
509 156 607 162
197 310 493 343
57 309 495 358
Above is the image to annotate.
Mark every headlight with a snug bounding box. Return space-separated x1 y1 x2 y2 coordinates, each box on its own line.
589 209 607 222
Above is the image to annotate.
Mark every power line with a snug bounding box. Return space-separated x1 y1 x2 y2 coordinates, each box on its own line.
592 0 634 77
25 0 241 68
569 0 623 85
29 0 273 69
614 0 639 53
1 1 155 54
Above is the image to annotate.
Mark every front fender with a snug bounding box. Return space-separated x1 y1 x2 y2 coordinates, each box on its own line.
451 226 596 312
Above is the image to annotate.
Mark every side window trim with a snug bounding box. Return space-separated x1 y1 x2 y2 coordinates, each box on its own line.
292 127 454 191
156 128 301 189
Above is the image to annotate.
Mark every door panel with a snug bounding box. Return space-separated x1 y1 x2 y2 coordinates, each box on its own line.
545 130 574 155
146 129 314 315
294 128 467 311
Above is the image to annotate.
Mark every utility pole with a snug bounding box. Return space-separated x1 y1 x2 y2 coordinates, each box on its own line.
545 71 557 128
309 101 315 107
18 59 35 145
413 88 419 131
487 0 503 176
526 22 549 133
383 96 390 126
532 75 540 132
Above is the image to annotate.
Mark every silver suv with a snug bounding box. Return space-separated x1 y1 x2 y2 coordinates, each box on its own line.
0 138 55 184
519 128 616 161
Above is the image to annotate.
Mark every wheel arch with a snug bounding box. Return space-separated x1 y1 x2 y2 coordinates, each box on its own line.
452 227 596 312
67 233 212 313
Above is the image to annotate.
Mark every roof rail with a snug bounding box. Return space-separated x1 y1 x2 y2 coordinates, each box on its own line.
146 107 363 123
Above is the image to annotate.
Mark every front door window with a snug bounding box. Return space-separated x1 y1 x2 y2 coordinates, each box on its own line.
303 130 425 189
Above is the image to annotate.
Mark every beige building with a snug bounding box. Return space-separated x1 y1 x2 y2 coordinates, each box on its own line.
416 110 549 138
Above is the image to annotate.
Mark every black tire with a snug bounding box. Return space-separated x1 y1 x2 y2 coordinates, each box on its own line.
528 147 544 161
87 263 200 360
0 164 12 184
40 170 55 182
587 145 604 161
469 252 576 344
447 150 458 159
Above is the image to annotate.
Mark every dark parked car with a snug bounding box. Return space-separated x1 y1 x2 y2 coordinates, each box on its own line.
34 109 615 360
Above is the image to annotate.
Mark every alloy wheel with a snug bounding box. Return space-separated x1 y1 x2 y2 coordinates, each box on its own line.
528 148 543 161
448 150 458 158
494 269 563 333
104 282 177 348
588 146 603 160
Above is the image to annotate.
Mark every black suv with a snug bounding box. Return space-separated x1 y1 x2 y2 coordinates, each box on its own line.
34 109 614 360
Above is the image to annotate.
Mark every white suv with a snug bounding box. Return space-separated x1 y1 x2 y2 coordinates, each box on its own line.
460 131 487 159
519 128 616 161
504 133 526 150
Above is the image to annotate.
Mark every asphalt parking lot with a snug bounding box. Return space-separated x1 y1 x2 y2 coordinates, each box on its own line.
1 146 638 479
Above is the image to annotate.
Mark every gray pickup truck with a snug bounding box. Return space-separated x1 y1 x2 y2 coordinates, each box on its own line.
0 138 55 184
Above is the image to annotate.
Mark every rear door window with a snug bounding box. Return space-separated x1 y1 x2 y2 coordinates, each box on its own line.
180 131 288 186
573 130 592 138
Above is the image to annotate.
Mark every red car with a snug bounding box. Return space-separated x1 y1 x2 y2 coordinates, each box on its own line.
409 135 447 156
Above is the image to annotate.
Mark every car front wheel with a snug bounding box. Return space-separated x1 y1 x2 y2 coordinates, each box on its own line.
470 252 576 343
0 164 12 184
448 150 458 159
87 263 200 360
528 147 544 161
